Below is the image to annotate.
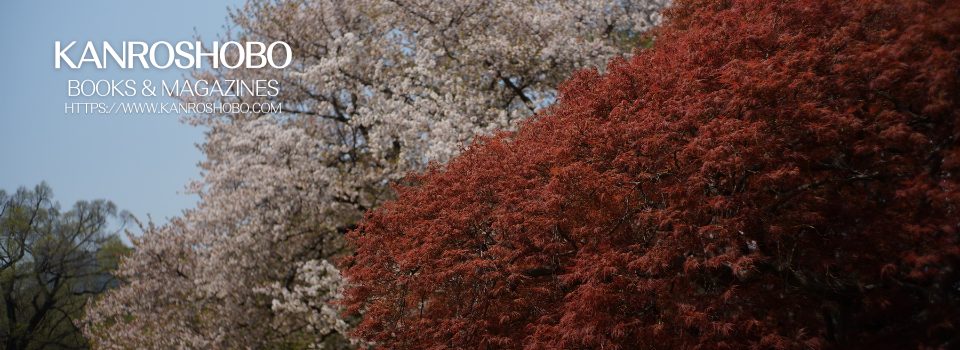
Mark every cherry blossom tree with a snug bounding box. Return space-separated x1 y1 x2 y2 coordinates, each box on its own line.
83 0 669 348
84 119 350 349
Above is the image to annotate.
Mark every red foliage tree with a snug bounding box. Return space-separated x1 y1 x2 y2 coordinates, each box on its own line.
344 0 960 348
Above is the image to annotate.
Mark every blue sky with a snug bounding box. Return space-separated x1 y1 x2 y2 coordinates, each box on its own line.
0 1 243 227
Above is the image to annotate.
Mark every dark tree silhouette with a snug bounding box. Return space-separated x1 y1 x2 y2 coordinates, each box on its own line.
1 184 128 350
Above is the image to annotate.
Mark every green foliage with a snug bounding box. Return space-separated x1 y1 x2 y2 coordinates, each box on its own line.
0 183 129 350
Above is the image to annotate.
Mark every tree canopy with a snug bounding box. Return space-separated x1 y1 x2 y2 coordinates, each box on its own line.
1 184 128 350
83 1 669 348
344 0 960 348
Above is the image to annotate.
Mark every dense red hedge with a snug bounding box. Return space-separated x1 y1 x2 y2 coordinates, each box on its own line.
344 0 960 348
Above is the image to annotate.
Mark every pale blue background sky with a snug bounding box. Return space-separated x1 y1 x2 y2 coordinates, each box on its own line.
0 1 243 227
